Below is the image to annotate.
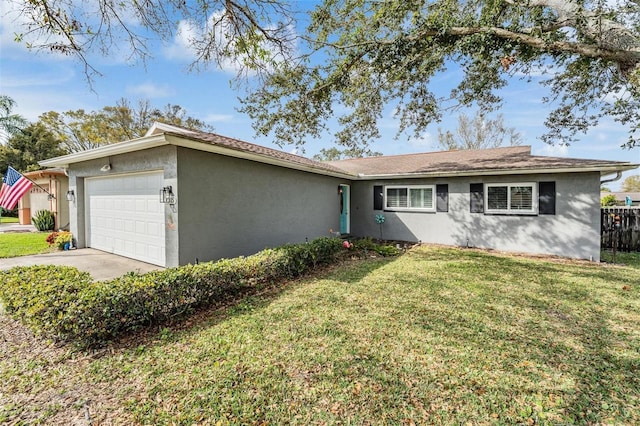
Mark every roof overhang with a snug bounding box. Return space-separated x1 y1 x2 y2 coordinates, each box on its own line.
40 132 638 181
355 163 639 180
39 133 356 180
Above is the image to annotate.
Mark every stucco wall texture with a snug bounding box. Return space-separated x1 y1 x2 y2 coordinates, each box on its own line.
176 148 346 264
349 172 602 261
67 145 179 266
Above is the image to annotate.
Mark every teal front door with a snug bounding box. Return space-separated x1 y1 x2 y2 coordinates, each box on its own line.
339 184 350 234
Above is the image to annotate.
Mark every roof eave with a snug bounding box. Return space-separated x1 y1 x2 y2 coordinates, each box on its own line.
39 134 168 168
39 133 356 179
356 163 639 180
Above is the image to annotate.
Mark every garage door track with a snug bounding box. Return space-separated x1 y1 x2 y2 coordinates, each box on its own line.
0 248 164 281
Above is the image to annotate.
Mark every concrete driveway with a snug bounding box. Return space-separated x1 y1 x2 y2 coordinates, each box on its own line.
0 248 164 281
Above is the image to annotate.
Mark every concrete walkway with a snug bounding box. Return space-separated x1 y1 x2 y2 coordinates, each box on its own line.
0 223 37 233
0 248 164 281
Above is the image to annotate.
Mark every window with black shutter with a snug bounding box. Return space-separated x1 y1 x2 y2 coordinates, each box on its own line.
373 185 383 210
538 181 556 215
470 183 484 213
436 184 448 212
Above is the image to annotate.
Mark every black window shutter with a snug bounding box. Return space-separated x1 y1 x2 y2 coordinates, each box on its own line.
470 183 484 213
373 185 384 210
436 184 448 212
539 181 556 215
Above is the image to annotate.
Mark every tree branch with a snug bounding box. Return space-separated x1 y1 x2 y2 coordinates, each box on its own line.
310 25 639 64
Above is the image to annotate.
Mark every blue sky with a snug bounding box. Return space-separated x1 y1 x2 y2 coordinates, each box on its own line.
0 1 638 190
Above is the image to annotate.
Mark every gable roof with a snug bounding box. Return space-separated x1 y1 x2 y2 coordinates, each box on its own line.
167 128 351 176
40 124 354 178
40 123 637 179
327 146 637 178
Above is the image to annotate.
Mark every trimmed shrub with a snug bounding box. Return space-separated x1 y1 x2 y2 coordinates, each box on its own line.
0 266 93 339
0 237 345 346
352 237 402 257
32 209 55 231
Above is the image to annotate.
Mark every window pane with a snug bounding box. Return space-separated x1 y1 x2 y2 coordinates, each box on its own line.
487 186 508 210
510 186 533 210
387 188 408 208
409 188 433 208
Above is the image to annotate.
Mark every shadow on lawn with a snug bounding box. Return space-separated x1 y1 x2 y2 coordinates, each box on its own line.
97 256 398 355
407 247 640 423
87 247 639 423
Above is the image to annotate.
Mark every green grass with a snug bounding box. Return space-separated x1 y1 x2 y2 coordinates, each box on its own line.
0 232 51 258
0 216 19 224
601 250 640 269
2 246 640 424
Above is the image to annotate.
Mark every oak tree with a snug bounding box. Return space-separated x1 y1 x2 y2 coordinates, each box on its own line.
9 0 640 150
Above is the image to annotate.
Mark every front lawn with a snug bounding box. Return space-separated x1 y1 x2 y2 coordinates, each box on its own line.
2 245 639 424
0 232 51 258
0 216 19 224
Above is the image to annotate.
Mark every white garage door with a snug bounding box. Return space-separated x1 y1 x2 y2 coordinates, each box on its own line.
86 171 166 266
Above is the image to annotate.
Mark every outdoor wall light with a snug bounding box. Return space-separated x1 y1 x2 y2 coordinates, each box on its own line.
100 163 112 172
66 189 75 202
160 186 175 204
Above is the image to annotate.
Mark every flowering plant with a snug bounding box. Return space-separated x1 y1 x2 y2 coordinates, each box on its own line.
46 232 59 245
54 231 72 250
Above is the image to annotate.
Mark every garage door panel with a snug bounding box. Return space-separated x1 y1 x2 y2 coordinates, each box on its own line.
86 172 166 266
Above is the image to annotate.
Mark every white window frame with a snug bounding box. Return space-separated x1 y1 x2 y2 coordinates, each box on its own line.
485 182 538 215
385 185 436 212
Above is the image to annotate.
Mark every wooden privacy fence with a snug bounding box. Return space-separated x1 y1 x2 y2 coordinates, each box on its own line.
601 207 640 252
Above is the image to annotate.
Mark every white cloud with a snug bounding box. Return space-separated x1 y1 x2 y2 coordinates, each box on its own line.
0 2 32 51
0 1 75 61
163 19 201 62
406 134 434 149
126 82 174 98
535 143 569 157
162 10 295 75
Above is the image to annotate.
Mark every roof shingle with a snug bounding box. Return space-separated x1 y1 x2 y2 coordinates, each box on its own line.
167 129 353 176
327 146 634 176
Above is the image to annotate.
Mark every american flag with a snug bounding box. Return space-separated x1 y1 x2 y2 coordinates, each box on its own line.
0 166 33 210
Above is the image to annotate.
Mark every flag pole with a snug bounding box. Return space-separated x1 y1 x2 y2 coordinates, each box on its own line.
24 176 56 200
0 167 54 217
2 167 56 200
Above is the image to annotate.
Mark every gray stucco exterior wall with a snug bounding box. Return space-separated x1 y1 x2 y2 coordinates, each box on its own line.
176 147 345 264
63 140 605 266
350 172 602 261
66 145 180 267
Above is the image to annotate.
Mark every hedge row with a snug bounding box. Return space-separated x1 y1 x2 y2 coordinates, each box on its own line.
0 237 345 346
